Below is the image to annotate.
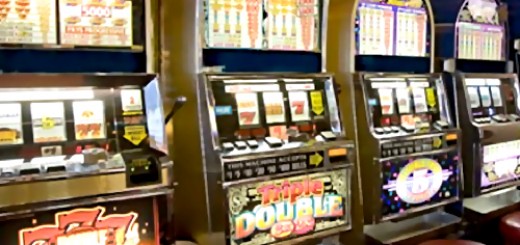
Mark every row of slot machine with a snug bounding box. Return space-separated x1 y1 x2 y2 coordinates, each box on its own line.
171 0 520 244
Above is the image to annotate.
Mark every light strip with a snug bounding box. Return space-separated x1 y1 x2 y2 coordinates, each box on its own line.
0 89 95 102
369 78 406 82
371 82 407 89
409 82 430 88
465 79 486 86
284 78 314 83
223 79 277 84
30 156 66 164
486 79 501 86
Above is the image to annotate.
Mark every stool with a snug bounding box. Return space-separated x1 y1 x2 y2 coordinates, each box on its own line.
419 240 484 245
501 211 520 245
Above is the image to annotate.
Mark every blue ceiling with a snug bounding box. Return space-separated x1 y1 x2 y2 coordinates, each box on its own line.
505 0 520 39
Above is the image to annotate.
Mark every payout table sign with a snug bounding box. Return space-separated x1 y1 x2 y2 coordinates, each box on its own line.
58 0 133 47
227 169 350 245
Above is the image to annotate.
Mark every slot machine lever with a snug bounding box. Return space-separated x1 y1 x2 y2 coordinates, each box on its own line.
164 96 187 125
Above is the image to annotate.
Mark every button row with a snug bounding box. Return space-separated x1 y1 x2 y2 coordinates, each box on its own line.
381 137 441 158
221 131 338 152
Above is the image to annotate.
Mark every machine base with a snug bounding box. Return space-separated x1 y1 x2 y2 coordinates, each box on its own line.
464 187 520 221
364 211 461 245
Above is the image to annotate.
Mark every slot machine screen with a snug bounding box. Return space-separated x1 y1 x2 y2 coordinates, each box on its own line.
367 77 450 131
381 152 460 218
209 76 342 143
455 0 504 61
481 140 520 191
355 0 428 56
465 78 507 117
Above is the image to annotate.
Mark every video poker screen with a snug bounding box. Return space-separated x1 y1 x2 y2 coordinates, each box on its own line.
381 152 459 218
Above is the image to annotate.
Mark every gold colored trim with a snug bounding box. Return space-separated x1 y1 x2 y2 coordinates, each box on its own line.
0 166 172 210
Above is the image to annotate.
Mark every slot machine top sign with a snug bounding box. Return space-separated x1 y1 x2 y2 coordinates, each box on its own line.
455 0 504 60
356 0 428 57
204 0 321 51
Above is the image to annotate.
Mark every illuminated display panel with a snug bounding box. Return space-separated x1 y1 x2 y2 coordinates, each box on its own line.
204 0 321 51
227 169 349 245
210 77 341 142
265 0 321 51
455 0 504 60
0 0 58 45
367 78 450 131
356 0 428 57
0 87 156 164
464 78 508 118
59 0 134 47
205 0 264 49
481 140 520 191
381 152 459 218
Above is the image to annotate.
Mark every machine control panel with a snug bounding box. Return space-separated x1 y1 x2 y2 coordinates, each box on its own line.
380 133 458 158
208 75 344 156
464 78 520 124
222 145 353 182
364 76 454 138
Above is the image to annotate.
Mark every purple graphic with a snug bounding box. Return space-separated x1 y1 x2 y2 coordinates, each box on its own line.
381 153 459 218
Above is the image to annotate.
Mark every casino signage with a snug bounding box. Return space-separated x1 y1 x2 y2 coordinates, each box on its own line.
395 158 444 204
227 169 350 245
0 197 158 245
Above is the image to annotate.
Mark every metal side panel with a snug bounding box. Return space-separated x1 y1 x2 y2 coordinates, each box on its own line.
0 166 172 210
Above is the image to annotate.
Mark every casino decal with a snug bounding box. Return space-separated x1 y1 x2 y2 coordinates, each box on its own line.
395 158 444 204
18 207 140 245
227 169 350 245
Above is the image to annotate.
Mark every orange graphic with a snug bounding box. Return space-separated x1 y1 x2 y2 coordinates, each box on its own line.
239 111 256 124
14 0 30 20
246 0 262 47
0 0 10 21
18 207 138 245
291 101 305 115
383 10 393 54
416 13 426 55
297 0 314 50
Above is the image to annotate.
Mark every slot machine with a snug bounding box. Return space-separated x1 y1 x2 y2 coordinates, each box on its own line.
432 0 520 217
0 74 172 244
328 0 462 244
0 0 174 243
168 0 359 244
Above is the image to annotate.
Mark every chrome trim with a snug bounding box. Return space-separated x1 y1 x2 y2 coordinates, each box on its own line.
377 146 458 162
380 198 459 222
481 179 520 194
221 140 354 161
321 0 330 72
0 165 172 210
0 188 172 221
204 72 345 150
377 131 456 143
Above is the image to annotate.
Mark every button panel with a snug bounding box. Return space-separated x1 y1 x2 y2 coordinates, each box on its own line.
380 135 447 158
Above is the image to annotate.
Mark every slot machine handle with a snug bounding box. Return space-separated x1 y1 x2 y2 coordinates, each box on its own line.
164 96 187 125
334 81 341 94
